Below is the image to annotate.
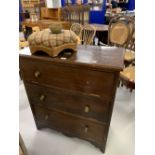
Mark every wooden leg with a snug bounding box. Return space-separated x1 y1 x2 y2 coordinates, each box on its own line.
36 123 43 130
35 121 46 130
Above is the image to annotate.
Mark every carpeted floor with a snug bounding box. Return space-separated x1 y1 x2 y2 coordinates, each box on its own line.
19 79 134 155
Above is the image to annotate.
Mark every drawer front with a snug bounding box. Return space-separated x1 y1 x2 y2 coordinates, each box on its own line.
25 82 110 122
33 105 106 144
20 56 115 97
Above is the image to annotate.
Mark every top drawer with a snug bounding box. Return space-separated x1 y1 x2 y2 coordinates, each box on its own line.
20 56 115 97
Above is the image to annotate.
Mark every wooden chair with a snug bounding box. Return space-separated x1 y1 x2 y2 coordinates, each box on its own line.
108 16 135 91
124 18 135 66
61 5 90 25
70 23 83 38
108 15 134 48
34 2 46 19
108 15 135 67
120 65 135 92
82 25 96 45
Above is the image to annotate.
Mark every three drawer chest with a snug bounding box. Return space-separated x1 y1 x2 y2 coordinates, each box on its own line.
19 45 124 153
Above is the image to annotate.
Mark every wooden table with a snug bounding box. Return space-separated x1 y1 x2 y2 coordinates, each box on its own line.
22 20 71 30
88 24 109 45
22 19 71 39
90 24 109 32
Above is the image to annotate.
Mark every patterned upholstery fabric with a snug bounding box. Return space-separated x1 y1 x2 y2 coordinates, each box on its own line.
28 29 78 48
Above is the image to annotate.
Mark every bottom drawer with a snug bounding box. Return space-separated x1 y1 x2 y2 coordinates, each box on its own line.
33 105 106 145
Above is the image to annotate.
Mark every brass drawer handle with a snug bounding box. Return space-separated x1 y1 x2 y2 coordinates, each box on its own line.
85 126 89 133
45 115 48 120
84 105 90 113
34 71 41 78
40 95 45 101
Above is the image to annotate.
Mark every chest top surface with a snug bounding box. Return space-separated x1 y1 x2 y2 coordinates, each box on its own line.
19 45 124 72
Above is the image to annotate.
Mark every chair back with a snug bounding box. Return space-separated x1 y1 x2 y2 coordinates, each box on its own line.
126 17 135 51
62 5 90 25
108 15 134 48
82 25 96 45
70 23 83 38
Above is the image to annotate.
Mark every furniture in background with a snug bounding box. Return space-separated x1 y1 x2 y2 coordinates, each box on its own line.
88 24 109 45
22 20 70 30
61 5 90 25
81 25 96 45
105 11 135 24
19 45 124 153
107 15 135 66
117 16 135 92
40 7 62 20
34 1 46 18
120 65 135 92
70 23 83 39
108 15 134 48
22 20 71 40
21 0 40 13
124 17 135 66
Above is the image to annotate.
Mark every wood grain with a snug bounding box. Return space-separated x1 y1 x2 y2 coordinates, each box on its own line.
19 45 124 153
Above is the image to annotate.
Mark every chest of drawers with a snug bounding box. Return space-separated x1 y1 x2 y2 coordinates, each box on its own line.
19 45 124 152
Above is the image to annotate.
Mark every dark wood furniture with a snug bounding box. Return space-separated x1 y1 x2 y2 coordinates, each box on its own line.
61 5 90 25
40 7 61 20
22 20 71 30
19 45 124 153
22 20 71 39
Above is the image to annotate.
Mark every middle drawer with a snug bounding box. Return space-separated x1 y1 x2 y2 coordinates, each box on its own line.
25 82 110 122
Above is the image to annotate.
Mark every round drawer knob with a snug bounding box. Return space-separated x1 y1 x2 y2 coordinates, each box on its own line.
45 115 48 120
34 71 41 78
85 126 89 133
40 95 45 101
84 106 90 113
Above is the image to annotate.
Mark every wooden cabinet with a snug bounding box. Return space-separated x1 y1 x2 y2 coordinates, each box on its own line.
21 0 40 12
40 7 61 20
19 45 124 152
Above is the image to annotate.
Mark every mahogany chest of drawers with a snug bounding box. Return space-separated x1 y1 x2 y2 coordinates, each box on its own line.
19 45 124 152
